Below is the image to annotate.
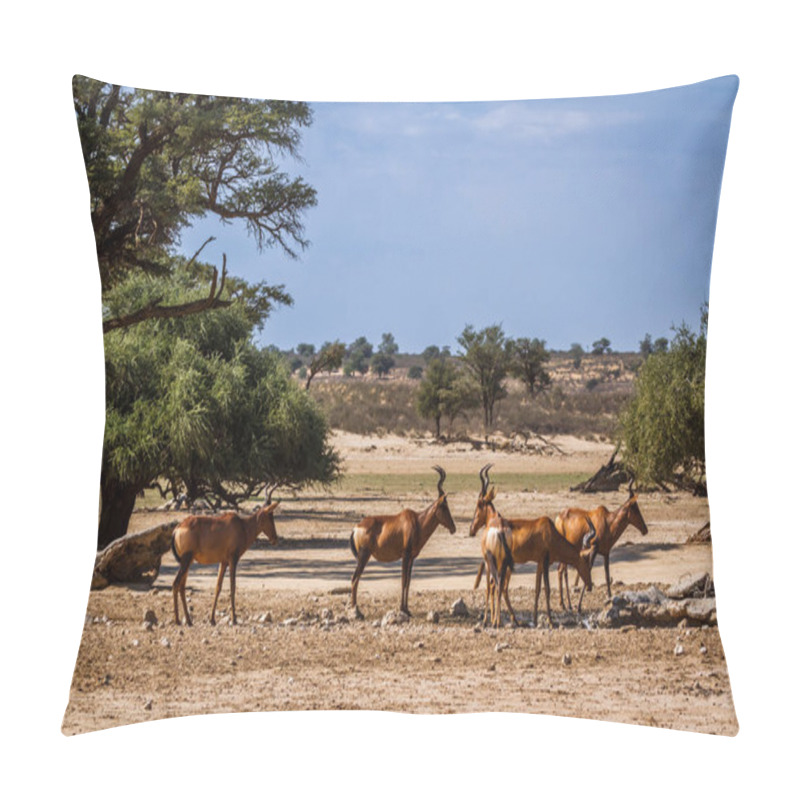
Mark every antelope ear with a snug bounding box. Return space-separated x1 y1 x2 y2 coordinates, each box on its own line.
631 494 638 503
486 486 497 502
264 500 280 514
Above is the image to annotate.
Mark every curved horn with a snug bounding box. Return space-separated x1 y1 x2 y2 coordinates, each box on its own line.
627 478 635 498
479 463 493 496
265 482 279 504
433 465 446 496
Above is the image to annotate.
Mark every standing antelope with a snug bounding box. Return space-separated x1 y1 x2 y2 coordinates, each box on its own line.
349 466 456 618
171 488 280 626
470 465 595 627
555 481 648 610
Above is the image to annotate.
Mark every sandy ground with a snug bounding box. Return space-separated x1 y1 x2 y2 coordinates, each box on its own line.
63 433 737 735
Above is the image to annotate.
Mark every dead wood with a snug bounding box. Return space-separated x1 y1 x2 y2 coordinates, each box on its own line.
92 521 178 589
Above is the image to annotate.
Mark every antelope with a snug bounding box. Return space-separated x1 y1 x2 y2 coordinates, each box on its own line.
171 487 280 626
476 492 514 629
555 481 649 610
470 465 595 627
349 466 456 618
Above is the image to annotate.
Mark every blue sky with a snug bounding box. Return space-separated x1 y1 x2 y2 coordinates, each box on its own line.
180 76 737 354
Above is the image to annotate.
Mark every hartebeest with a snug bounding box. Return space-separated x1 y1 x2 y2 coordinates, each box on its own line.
171 488 280 626
470 465 595 627
349 466 456 618
555 481 648 610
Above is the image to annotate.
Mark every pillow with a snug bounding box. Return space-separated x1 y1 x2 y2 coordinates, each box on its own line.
65 74 738 735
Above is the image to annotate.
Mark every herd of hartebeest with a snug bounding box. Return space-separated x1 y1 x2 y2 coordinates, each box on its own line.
171 464 649 629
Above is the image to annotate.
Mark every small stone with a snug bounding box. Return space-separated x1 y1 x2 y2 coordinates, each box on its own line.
258 611 273 623
473 625 483 634
131 639 140 647
102 674 112 685
142 621 154 632
487 663 495 671
562 653 572 666
414 641 425 649
495 642 511 653
674 643 685 656
450 598 469 617
160 637 171 648
426 610 440 624
381 610 410 627
700 645 708 655
144 699 153 711
283 617 299 627
201 638 208 645
321 608 333 621
143 610 158 625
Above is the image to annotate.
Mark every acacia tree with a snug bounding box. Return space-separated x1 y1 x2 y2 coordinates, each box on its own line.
457 324 511 432
345 337 373 375
305 341 346 389
371 332 399 377
619 308 707 494
100 264 339 548
510 337 551 397
73 76 316 330
416 358 478 438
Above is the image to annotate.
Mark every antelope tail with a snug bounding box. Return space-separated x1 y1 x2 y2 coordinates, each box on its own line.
170 531 180 563
474 561 484 589
501 530 514 572
349 530 358 559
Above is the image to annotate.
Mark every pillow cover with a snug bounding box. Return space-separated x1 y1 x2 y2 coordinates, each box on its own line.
64 74 738 735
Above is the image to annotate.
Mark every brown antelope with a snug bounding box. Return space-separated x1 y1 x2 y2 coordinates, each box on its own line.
349 466 456 618
555 481 649 610
475 488 514 629
171 488 280 626
470 465 595 627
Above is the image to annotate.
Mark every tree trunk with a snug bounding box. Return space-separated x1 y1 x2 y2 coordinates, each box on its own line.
98 477 141 550
434 414 441 439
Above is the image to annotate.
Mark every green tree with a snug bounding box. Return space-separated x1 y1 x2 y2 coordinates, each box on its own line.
422 344 449 364
73 76 316 331
653 336 669 354
305 341 346 389
100 264 339 548
592 337 612 355
510 337 551 397
457 324 511 432
416 358 478 438
371 332 399 377
619 310 707 494
345 337 373 376
568 343 585 369
297 343 316 359
639 333 653 358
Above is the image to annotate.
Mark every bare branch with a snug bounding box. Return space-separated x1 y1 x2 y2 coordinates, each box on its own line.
103 259 231 334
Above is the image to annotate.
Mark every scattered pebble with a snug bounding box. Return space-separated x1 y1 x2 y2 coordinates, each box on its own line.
143 610 158 625
450 598 469 617
414 641 425 649
131 639 140 647
674 644 685 656
699 645 708 655
562 653 572 666
160 637 171 648
427 610 440 624
144 699 153 711
495 642 511 653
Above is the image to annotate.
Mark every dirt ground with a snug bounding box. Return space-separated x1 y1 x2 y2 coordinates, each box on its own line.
63 433 737 736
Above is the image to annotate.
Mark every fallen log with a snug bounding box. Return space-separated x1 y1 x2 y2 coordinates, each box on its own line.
570 449 631 493
687 521 711 544
92 521 178 590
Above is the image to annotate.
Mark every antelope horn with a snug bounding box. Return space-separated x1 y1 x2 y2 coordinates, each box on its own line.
479 463 493 496
628 478 635 498
433 465 446 496
265 482 279 504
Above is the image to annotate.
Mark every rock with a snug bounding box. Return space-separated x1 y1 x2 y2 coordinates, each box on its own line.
143 609 158 624
144 699 153 711
674 643 685 656
562 653 572 666
160 637 171 648
426 610 440 624
619 586 666 605
131 639 140 647
321 608 333 621
414 641 425 649
685 598 717 623
142 621 155 632
381 610 410 627
666 572 713 599
700 645 708 655
495 642 511 653
258 612 272 623
282 617 299 627
450 598 469 617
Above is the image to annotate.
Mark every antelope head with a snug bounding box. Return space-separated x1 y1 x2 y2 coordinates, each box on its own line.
469 463 497 537
432 465 456 534
624 480 648 536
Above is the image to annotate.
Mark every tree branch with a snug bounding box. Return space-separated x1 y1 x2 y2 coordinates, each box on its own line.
103 255 231 334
